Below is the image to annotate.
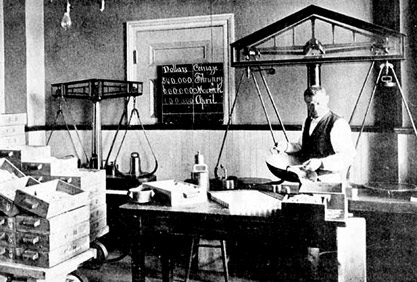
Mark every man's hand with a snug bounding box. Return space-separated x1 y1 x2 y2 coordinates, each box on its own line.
273 141 288 153
303 158 323 171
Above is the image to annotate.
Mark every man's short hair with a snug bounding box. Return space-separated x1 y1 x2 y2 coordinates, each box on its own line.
304 85 327 97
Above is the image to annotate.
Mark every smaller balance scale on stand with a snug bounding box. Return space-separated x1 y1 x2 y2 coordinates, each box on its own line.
50 78 158 263
50 78 144 169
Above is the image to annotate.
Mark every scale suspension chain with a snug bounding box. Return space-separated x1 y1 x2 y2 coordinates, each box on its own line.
106 96 158 177
257 66 289 142
214 70 245 179
47 96 89 166
251 69 277 145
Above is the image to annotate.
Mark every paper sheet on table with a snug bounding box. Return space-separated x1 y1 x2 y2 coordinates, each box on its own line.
209 190 281 216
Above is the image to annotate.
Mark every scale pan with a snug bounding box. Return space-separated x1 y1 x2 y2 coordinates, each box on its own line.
265 153 302 183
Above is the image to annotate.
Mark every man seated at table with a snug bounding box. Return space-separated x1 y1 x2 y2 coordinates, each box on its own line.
272 85 356 183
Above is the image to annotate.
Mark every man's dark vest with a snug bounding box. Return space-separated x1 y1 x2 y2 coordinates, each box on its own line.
300 111 340 160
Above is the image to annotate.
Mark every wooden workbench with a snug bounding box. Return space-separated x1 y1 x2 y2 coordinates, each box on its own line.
120 199 366 282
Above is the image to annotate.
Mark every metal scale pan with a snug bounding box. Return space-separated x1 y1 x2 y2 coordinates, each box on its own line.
265 153 302 183
361 182 417 200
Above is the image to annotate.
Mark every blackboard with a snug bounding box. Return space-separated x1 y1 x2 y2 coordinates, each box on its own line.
157 63 224 125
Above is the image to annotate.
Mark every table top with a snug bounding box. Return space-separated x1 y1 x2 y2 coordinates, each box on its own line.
120 189 417 216
119 191 336 241
349 194 417 214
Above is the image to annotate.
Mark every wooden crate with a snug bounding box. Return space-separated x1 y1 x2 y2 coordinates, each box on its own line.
0 177 39 217
0 248 95 281
53 169 106 191
0 246 14 263
90 215 108 242
15 220 89 252
14 180 89 218
90 204 105 223
0 145 51 168
0 231 16 247
15 205 89 234
14 235 90 268
0 135 26 147
0 159 39 217
21 156 78 177
34 170 106 192
0 150 21 168
0 125 25 138
0 217 15 232
0 114 27 149
0 158 26 179
0 114 26 127
23 170 108 241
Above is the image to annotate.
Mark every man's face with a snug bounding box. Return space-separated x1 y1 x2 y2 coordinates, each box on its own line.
304 91 329 119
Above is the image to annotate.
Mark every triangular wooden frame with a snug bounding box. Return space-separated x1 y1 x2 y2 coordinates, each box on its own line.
231 5 405 67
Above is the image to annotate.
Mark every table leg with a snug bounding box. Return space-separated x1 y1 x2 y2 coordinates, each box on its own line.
161 234 173 282
337 217 366 282
131 215 146 282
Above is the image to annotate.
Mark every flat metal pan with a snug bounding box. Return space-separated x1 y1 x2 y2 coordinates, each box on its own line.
265 153 303 183
362 182 417 199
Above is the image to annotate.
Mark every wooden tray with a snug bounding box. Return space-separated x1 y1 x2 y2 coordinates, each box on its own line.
15 220 89 251
15 235 90 268
15 206 89 234
14 180 89 218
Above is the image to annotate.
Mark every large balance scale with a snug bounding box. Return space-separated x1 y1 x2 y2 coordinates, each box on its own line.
214 5 415 196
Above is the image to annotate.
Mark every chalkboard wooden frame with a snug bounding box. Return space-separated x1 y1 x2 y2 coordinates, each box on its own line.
157 63 225 126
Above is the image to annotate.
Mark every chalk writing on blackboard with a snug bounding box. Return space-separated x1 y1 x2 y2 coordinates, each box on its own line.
157 63 224 125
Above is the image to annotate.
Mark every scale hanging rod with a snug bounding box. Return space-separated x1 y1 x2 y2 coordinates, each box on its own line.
214 70 246 179
355 64 384 150
251 70 277 145
349 62 375 124
257 66 289 142
389 63 417 138
104 97 131 167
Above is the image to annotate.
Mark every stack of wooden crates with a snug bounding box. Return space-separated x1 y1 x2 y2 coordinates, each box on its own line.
0 114 26 148
0 142 107 268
